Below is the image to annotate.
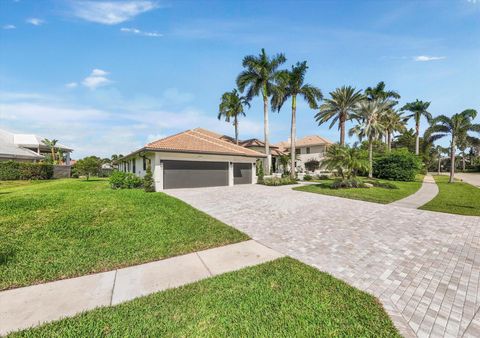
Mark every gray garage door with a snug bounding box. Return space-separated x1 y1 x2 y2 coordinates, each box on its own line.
163 160 228 189
233 163 252 185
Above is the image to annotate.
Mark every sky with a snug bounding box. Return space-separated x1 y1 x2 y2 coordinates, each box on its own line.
0 0 479 159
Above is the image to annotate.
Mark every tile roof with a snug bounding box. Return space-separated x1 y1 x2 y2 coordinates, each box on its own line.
239 138 279 149
145 128 266 157
275 135 333 151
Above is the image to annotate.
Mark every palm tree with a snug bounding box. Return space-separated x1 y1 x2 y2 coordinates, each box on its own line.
382 109 406 151
425 109 480 183
432 145 448 175
364 81 400 102
218 89 250 144
401 100 432 155
237 48 286 173
349 100 391 178
315 86 364 146
43 138 58 164
321 144 368 179
271 61 323 177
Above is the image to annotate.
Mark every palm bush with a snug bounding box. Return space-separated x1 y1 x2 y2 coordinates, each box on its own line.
321 144 369 179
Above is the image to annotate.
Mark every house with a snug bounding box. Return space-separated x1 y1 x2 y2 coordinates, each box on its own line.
0 129 73 164
119 128 266 191
275 135 333 173
237 138 285 173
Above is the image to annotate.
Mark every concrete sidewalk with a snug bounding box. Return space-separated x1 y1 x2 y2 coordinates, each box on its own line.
389 174 439 209
0 240 283 335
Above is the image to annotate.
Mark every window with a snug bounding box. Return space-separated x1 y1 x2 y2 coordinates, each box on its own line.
306 147 310 154
143 158 147 171
132 159 136 173
295 149 301 155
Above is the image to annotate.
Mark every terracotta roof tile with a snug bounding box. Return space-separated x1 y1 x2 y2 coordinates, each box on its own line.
275 135 333 151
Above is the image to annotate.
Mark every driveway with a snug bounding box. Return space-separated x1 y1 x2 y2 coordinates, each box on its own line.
167 184 480 338
455 173 480 187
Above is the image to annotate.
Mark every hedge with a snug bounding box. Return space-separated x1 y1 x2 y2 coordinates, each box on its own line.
0 161 54 180
373 149 421 182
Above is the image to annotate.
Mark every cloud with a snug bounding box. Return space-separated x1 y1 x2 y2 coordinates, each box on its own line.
120 27 162 37
71 1 158 25
65 82 78 88
82 69 112 89
2 24 16 30
414 55 446 62
467 0 478 4
26 18 45 26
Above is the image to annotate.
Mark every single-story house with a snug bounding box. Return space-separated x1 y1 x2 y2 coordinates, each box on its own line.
119 128 266 191
275 135 333 173
0 129 73 164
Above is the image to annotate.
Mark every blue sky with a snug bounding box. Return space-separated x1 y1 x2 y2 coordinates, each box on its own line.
0 0 479 158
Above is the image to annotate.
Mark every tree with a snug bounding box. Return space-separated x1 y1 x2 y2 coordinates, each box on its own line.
75 156 102 180
425 109 480 183
401 99 432 155
218 89 250 144
349 100 391 178
237 48 286 173
143 164 155 192
315 86 364 146
432 145 448 174
43 139 58 164
321 144 368 179
364 81 400 102
382 109 406 151
271 61 322 178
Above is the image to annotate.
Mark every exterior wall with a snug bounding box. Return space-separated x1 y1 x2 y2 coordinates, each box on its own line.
276 145 328 173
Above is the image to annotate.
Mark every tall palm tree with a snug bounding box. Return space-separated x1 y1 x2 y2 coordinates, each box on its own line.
364 81 400 102
43 138 58 164
349 100 391 178
218 89 250 144
315 86 364 146
271 61 323 177
382 109 406 151
401 99 432 155
432 145 448 175
425 109 480 183
237 48 286 173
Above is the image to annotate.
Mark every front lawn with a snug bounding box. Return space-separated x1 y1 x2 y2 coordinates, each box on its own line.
0 179 248 290
419 175 480 216
11 258 400 337
294 176 423 204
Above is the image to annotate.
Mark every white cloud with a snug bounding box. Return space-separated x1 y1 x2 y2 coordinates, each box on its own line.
2 24 16 30
71 1 158 25
467 0 478 4
26 18 45 26
65 82 78 88
82 69 112 89
120 27 162 37
414 55 446 62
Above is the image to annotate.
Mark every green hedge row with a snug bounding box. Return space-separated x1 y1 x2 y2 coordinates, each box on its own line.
0 161 54 180
373 150 421 181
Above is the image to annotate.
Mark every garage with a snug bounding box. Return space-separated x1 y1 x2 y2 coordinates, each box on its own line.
163 160 228 189
233 163 252 185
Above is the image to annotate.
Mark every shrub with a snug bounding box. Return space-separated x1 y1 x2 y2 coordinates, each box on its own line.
261 177 297 186
317 174 330 180
303 174 312 181
143 166 155 192
74 156 102 180
373 149 421 181
0 161 53 180
364 180 398 189
331 178 366 189
109 171 143 189
256 160 264 183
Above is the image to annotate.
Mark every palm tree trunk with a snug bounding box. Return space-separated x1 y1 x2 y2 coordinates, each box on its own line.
51 147 56 164
438 156 441 175
339 113 346 146
263 93 270 174
290 95 296 179
368 138 373 178
234 115 239 145
415 120 420 155
449 138 456 183
387 131 392 151
462 153 465 171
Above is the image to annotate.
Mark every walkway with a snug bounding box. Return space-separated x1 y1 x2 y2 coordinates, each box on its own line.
390 174 439 209
0 240 283 335
167 184 480 338
452 173 480 187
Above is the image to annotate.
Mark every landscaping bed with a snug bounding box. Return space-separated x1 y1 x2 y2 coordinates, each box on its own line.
0 179 247 290
419 175 480 216
10 258 400 337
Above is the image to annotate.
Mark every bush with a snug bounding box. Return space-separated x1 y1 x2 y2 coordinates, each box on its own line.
304 159 320 172
143 166 155 192
0 161 53 180
74 156 102 180
364 180 398 189
373 149 421 181
331 178 366 189
261 177 297 186
109 171 143 189
256 160 264 183
317 174 330 180
303 174 312 181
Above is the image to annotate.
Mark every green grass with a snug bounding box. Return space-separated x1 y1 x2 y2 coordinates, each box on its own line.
11 258 400 337
419 175 480 216
294 176 424 204
0 179 248 290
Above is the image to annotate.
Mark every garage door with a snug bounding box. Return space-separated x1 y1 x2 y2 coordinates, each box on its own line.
233 163 252 185
163 160 228 189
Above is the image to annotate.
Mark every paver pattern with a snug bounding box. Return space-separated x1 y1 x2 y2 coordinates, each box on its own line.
168 184 480 338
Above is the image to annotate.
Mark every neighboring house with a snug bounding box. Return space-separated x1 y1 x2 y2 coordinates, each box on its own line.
237 138 285 173
0 129 73 164
275 135 333 172
119 128 266 191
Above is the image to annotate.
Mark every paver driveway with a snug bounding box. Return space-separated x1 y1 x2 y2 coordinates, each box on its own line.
167 184 480 338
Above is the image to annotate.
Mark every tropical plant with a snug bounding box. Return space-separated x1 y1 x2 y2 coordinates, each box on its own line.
382 109 406 151
425 109 480 183
43 138 58 164
218 89 250 144
321 144 369 179
315 86 364 146
432 145 448 174
236 48 286 173
143 165 155 192
401 99 432 155
277 154 291 174
349 100 391 178
364 81 400 102
271 61 323 177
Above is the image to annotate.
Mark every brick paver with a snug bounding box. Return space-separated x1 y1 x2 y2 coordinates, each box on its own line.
167 184 480 338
